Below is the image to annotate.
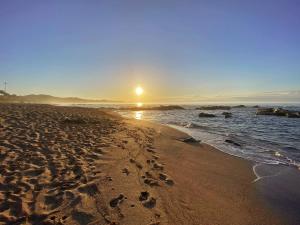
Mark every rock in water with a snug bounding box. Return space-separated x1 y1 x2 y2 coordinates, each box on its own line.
256 108 300 118
256 108 274 115
222 112 232 118
225 139 241 147
181 137 201 143
199 112 216 118
232 105 246 108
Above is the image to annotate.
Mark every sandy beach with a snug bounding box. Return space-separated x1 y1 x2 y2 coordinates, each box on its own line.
0 104 290 225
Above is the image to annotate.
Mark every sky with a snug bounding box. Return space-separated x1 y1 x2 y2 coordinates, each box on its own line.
0 0 299 102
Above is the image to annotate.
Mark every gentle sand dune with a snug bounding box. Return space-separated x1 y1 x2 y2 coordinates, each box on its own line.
0 104 283 225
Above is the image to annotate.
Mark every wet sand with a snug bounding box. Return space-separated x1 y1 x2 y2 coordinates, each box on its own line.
0 103 289 225
254 164 300 225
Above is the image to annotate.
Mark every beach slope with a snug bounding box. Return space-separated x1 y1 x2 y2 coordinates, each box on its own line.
0 104 282 225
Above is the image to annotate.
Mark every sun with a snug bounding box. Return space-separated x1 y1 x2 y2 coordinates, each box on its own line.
135 86 144 96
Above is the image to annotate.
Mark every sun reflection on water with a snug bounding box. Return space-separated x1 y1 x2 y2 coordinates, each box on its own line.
135 111 143 120
136 102 143 107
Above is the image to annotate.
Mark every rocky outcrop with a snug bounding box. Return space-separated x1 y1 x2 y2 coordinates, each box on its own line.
199 112 216 118
256 108 300 118
225 139 241 147
180 137 201 143
222 112 232 118
232 105 246 108
196 106 231 110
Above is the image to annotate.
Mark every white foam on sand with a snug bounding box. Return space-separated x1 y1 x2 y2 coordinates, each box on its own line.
252 163 284 183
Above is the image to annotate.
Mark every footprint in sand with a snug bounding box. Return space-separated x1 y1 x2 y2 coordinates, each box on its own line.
78 182 99 196
71 210 94 225
122 168 130 176
147 148 156 153
159 173 174 186
109 194 125 208
152 162 164 171
142 171 160 187
44 191 64 210
129 158 143 169
139 191 157 208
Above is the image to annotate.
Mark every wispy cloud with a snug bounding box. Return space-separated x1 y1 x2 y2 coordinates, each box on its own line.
151 90 300 103
232 90 300 102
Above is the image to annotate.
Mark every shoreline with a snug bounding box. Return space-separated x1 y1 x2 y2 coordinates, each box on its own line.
0 103 296 224
121 113 299 180
119 109 300 224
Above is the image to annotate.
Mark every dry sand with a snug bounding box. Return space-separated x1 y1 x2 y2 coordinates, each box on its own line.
0 104 285 225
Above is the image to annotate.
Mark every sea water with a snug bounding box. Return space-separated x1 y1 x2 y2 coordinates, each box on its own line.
117 104 300 168
71 103 300 168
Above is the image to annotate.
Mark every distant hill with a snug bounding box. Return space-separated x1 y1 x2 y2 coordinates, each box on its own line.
0 93 119 104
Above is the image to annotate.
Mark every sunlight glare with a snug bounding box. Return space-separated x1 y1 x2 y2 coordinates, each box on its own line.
135 86 144 96
136 102 143 107
135 111 143 120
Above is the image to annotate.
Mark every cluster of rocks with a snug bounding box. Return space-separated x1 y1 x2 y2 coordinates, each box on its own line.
196 105 247 110
256 108 300 118
198 112 232 118
198 107 300 119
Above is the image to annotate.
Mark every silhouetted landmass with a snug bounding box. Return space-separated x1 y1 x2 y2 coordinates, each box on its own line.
196 106 231 110
120 105 185 111
196 105 249 110
0 92 119 104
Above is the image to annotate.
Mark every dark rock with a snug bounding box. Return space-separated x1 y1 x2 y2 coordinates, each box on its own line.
287 112 300 118
273 108 289 116
225 139 241 147
196 106 231 110
222 112 232 118
199 112 216 118
256 108 300 118
181 137 201 143
232 105 246 108
256 108 274 115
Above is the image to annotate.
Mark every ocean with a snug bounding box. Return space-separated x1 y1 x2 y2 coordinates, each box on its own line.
71 103 300 168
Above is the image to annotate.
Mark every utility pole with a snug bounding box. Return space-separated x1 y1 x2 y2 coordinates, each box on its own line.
4 81 7 92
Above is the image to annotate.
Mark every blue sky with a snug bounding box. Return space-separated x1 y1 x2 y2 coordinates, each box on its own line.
0 0 299 102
